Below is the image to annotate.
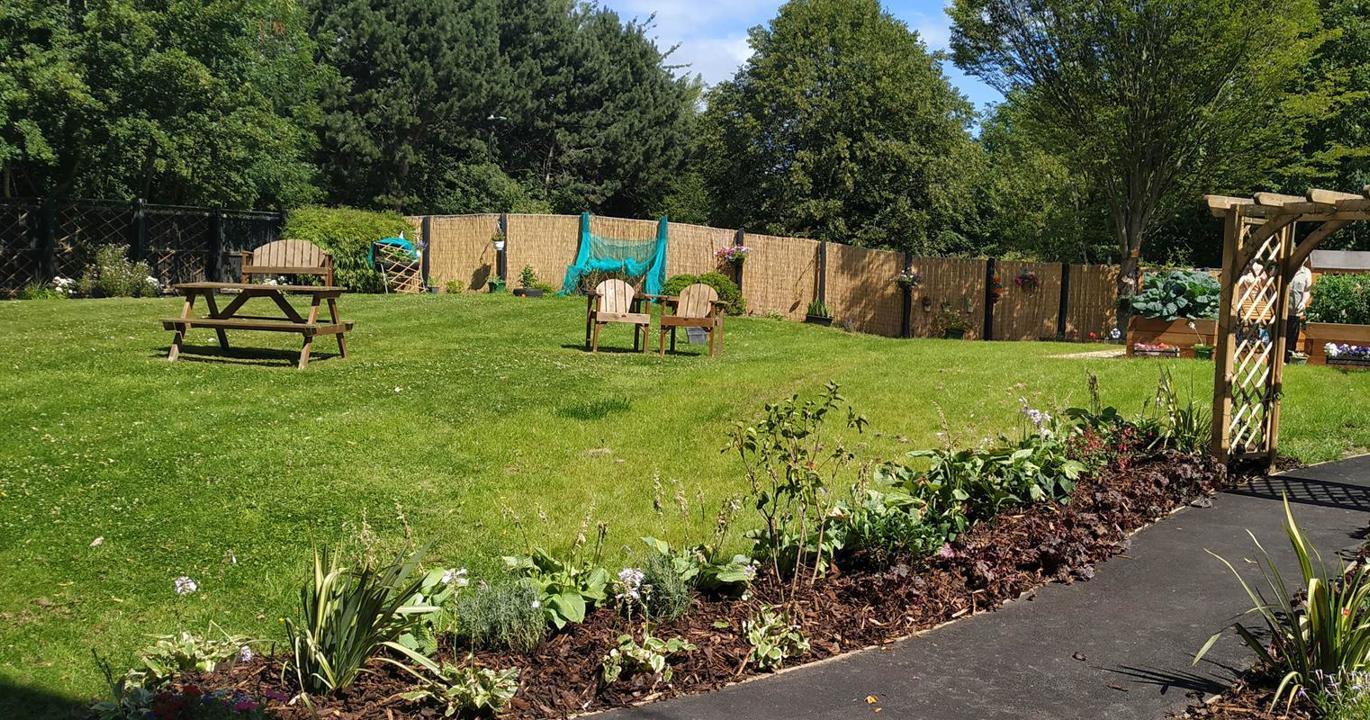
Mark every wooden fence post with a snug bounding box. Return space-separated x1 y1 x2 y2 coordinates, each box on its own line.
1056 262 1071 340
420 215 433 289
37 197 56 281
497 213 508 283
816 239 827 305
982 257 997 341
734 227 746 295
900 250 913 338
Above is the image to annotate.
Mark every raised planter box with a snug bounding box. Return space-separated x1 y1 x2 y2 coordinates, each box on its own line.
1132 347 1181 359
1305 321 1370 366
1125 316 1216 359
805 315 833 327
512 288 545 298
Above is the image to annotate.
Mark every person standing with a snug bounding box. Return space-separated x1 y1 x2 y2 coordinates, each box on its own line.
1286 260 1313 361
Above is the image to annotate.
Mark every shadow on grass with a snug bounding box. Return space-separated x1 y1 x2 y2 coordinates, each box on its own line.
0 678 88 720
149 345 342 368
558 342 651 355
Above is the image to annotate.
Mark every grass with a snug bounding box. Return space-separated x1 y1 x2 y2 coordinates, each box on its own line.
3 292 1370 716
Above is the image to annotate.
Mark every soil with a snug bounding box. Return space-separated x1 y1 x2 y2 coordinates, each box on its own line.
180 451 1229 720
1173 674 1313 719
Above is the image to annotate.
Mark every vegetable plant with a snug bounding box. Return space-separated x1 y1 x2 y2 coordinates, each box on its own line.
1126 270 1219 321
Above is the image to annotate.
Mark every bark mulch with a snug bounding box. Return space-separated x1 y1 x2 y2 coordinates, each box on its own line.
180 450 1229 720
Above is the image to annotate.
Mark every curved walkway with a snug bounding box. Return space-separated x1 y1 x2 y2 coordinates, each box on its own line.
605 456 1370 720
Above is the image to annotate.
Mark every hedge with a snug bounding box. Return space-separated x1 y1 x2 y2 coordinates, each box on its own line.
285 206 414 292
1307 273 1370 326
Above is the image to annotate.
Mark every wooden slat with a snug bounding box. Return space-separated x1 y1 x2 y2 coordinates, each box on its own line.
1308 188 1364 204
1207 195 1254 217
161 317 354 334
1255 192 1305 207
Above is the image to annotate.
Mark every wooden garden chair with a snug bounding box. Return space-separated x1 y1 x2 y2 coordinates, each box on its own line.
654 283 726 357
240 239 335 286
585 278 650 353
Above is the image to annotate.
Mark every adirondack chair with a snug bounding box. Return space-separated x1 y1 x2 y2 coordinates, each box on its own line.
240 239 335 286
657 283 725 357
585 278 650 353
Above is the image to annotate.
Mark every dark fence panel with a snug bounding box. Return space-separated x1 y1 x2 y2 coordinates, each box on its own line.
0 198 285 297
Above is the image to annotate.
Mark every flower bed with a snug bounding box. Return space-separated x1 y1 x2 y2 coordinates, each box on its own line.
89 383 1227 720
1307 322 1370 367
1131 341 1181 358
1125 316 1215 358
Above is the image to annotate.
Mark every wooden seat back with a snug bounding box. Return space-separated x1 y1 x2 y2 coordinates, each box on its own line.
593 279 636 314
243 240 334 285
675 283 720 319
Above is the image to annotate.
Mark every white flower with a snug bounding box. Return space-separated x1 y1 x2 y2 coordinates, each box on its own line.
1109 328 1122 340
741 562 757 580
1327 342 1340 358
531 599 541 609
453 568 469 587
238 645 254 662
617 567 645 601
173 576 198 595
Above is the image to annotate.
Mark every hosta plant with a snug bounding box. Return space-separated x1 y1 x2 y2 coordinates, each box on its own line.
641 536 755 598
399 655 520 719
125 626 253 689
600 632 697 686
503 547 610 629
744 605 809 671
1195 498 1370 711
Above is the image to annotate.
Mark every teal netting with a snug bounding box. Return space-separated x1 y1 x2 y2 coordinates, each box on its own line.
560 212 669 296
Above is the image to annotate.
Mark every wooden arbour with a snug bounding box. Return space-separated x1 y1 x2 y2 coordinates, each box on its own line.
1206 187 1370 465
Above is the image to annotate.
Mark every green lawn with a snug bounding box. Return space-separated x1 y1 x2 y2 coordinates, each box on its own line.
3 292 1369 715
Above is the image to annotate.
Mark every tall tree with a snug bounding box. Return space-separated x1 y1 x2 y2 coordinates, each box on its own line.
949 0 1331 312
0 0 322 207
698 0 980 253
494 0 698 216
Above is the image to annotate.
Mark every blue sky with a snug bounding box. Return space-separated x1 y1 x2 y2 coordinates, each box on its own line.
597 0 1004 114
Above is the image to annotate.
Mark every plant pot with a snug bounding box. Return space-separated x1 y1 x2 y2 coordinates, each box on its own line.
1194 347 1213 360
488 280 506 293
512 288 544 298
805 315 833 327
943 328 966 339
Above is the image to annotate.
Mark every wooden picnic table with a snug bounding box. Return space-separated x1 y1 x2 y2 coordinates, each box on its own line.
162 282 353 369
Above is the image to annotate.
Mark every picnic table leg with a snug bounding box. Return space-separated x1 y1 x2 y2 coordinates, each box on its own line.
167 292 196 361
297 295 323 369
202 293 230 350
327 297 347 358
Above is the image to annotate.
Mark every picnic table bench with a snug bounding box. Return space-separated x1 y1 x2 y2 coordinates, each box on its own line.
163 282 352 369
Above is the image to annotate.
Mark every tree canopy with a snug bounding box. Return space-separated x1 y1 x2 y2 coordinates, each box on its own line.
699 0 981 253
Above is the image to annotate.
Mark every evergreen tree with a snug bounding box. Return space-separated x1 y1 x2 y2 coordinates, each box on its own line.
697 0 980 253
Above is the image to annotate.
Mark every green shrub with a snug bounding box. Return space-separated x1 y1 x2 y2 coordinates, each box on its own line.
78 245 158 298
1308 273 1370 325
662 272 745 315
502 547 610 629
283 548 435 695
1128 270 1219 320
285 206 413 292
1196 498 1370 711
836 484 950 569
452 581 547 653
805 299 830 318
639 550 692 621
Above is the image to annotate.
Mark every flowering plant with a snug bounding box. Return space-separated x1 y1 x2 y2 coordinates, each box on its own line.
1132 342 1178 354
1326 343 1370 361
989 274 1004 303
895 270 922 288
715 245 751 265
1014 271 1039 291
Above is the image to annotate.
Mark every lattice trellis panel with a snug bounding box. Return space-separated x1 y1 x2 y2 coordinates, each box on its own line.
1226 225 1289 455
146 208 210 286
53 201 130 281
0 201 38 297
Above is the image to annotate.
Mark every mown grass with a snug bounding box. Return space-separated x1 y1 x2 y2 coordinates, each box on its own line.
2 292 1369 716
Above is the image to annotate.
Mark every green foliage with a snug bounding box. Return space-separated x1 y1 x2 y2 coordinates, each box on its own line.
90 653 156 720
396 567 468 657
519 266 537 289
1196 498 1370 711
399 656 520 719
661 272 745 315
1144 369 1212 454
1308 273 1370 325
0 0 323 207
600 631 696 686
638 550 692 622
951 0 1332 300
834 482 948 569
744 606 809 672
731 382 867 585
1127 271 1220 321
503 545 610 629
452 581 546 653
283 547 436 695
124 628 250 689
640 537 755 601
78 245 157 298
18 277 73 300
1313 673 1370 720
900 433 1084 523
701 0 979 253
805 300 830 319
284 206 413 292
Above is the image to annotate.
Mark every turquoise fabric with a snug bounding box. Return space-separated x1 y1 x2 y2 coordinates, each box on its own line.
560 212 668 296
369 237 418 268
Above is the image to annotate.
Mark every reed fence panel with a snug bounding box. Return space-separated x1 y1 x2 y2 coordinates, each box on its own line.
1065 264 1120 339
507 214 579 290
419 214 499 291
739 233 819 321
667 222 734 277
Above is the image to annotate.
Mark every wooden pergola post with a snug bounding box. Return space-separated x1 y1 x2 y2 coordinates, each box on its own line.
1206 186 1370 467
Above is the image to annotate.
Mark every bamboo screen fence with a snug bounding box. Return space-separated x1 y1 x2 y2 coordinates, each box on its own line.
408 212 1121 342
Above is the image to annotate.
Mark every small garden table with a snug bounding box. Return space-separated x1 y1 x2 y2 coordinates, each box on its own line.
162 282 353 369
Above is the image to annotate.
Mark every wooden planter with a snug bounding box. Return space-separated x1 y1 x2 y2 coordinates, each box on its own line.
512 288 544 298
805 315 833 327
1125 317 1216 359
1304 322 1370 366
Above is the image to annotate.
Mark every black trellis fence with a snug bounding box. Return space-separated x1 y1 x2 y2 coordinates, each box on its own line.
0 198 286 297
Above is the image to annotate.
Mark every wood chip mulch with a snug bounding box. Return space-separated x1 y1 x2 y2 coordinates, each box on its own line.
179 450 1231 720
